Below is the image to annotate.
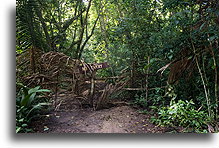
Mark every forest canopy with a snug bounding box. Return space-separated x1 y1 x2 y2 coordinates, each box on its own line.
16 0 219 133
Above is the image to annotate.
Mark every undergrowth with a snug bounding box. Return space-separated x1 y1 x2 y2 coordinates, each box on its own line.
150 99 210 133
16 83 51 133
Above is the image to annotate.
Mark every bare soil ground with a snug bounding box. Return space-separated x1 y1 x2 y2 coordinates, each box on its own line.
29 90 178 133
30 104 170 133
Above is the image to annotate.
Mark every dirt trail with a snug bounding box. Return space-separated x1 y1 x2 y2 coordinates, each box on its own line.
31 105 167 133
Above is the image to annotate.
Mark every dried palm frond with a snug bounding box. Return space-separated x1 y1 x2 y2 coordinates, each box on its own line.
157 55 195 84
157 62 173 75
168 57 195 84
95 78 128 110
21 51 128 110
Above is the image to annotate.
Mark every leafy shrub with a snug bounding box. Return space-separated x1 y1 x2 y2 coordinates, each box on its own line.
148 87 166 106
133 94 147 108
151 99 209 132
16 83 51 133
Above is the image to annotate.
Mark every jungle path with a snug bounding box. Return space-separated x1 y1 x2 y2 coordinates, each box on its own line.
31 105 168 133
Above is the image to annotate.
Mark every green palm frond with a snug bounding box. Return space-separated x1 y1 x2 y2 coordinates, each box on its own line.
16 0 49 54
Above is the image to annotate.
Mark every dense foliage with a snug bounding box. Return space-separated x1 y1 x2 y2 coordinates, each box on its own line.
16 0 219 132
151 99 209 133
16 84 51 133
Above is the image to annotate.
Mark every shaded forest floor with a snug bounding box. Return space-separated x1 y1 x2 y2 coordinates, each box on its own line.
29 93 184 133
30 105 169 133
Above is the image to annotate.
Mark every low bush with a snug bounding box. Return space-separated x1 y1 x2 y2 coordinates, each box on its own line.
151 99 209 133
16 83 51 133
133 94 148 108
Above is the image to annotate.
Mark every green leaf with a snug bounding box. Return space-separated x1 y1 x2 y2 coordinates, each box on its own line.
22 124 28 127
17 106 25 113
35 89 51 93
149 106 157 110
211 65 216 70
199 22 206 31
21 93 32 107
26 102 51 117
28 86 40 94
20 86 51 107
208 36 217 42
16 127 21 133
18 118 24 122
28 92 37 106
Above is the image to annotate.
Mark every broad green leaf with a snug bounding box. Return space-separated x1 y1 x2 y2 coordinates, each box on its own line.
21 93 32 107
35 89 51 93
28 86 40 94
